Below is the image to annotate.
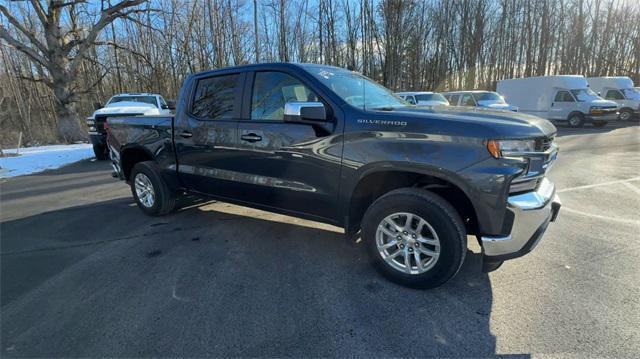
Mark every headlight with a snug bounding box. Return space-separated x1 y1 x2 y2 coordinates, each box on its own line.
487 139 535 158
88 126 96 131
86 119 95 125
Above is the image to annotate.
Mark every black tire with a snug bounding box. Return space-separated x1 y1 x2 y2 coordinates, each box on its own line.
619 109 634 122
593 121 608 127
361 188 467 289
93 144 109 160
129 161 176 216
567 113 585 128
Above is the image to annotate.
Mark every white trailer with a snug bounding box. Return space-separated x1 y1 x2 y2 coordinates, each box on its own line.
587 77 640 121
497 75 619 127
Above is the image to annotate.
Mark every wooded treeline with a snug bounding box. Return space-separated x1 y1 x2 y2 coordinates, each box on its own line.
1 0 639 146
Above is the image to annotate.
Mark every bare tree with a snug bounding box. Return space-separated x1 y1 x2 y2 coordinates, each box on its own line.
0 0 148 142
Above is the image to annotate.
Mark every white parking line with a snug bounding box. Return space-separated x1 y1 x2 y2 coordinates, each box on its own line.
557 176 640 193
622 181 640 195
562 207 640 225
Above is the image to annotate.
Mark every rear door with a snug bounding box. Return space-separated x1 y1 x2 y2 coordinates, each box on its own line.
173 71 246 197
230 69 343 222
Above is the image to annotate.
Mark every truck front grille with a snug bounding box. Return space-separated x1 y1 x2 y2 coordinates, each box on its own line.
535 135 555 152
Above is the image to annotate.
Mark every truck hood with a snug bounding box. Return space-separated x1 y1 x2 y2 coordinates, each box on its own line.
477 100 519 112
588 99 619 108
416 100 450 107
383 106 557 138
92 102 160 117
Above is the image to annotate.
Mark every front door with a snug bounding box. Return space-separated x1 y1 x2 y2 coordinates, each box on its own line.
231 70 343 222
173 71 246 198
550 90 577 120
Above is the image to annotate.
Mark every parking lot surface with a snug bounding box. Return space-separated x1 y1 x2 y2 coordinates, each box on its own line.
1 123 639 357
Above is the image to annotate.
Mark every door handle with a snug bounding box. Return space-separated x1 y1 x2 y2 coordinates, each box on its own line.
179 131 193 138
241 133 262 142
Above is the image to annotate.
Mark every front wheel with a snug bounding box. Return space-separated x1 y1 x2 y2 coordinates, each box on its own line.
567 113 585 128
619 109 634 122
130 161 176 216
361 188 467 289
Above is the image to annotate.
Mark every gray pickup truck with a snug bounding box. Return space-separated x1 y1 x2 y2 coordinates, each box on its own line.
107 63 561 288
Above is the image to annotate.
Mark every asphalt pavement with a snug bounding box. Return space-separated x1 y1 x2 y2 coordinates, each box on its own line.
1 122 639 357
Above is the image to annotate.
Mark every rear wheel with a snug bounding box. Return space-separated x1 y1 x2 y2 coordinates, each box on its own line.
130 161 176 216
362 188 467 289
567 113 585 128
93 144 109 160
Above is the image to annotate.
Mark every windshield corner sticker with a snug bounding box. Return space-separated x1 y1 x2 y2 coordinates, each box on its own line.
357 119 407 126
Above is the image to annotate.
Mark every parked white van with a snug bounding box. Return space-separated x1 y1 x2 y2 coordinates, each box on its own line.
497 75 618 127
442 91 518 112
395 91 449 106
587 76 640 121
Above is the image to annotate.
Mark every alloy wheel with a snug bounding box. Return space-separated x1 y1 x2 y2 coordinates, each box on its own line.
134 173 155 208
375 212 441 275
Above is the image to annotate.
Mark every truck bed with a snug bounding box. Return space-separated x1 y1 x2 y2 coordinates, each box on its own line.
106 115 175 181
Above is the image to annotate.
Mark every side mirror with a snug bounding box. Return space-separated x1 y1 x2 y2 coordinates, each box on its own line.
166 100 176 110
93 102 102 110
284 102 326 124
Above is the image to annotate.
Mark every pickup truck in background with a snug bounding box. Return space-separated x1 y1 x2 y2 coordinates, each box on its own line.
86 93 174 160
107 63 561 288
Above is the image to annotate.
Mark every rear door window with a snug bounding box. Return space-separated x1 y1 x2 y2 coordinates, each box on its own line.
191 74 241 120
447 94 460 105
461 94 476 106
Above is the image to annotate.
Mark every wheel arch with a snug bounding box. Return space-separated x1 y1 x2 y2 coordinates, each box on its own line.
344 165 480 240
567 111 584 119
120 145 155 181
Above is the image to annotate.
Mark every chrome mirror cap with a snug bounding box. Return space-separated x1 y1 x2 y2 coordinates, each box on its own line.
284 102 326 123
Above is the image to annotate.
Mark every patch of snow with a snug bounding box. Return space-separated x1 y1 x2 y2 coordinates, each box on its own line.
0 144 94 178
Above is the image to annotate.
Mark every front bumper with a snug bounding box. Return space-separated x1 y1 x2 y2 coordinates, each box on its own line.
481 178 561 269
586 112 619 122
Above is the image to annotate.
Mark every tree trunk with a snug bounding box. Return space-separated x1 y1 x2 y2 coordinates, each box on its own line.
52 81 85 142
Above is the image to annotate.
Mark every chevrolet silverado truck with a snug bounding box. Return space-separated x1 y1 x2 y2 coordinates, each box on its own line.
86 93 174 160
107 63 561 288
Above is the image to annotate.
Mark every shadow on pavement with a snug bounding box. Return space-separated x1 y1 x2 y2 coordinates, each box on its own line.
0 197 519 357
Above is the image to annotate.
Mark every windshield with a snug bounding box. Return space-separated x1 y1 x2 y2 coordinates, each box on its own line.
622 88 640 100
415 93 448 103
570 89 600 102
308 67 407 110
473 92 505 103
108 95 158 107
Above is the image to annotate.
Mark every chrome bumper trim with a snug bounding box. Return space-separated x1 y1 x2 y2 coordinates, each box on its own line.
481 178 561 258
